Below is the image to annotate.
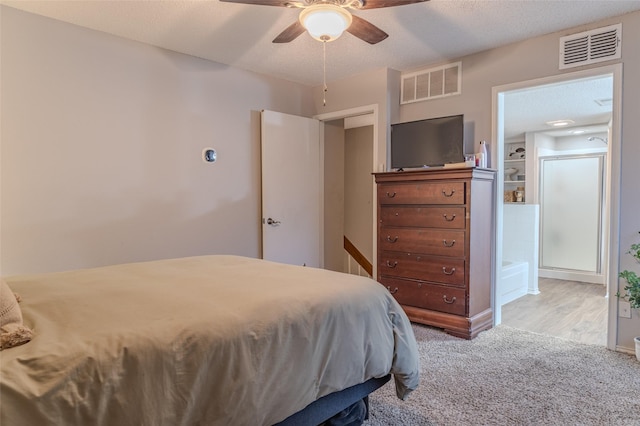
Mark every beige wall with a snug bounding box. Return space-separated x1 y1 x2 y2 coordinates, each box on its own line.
312 11 640 350
0 6 314 275
312 68 392 172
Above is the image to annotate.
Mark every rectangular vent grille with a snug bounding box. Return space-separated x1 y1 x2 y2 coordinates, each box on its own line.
401 62 461 105
559 24 621 69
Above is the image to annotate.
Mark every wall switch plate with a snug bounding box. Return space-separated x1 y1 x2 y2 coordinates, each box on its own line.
619 300 632 318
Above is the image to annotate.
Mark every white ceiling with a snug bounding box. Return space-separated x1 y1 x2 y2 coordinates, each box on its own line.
503 75 613 140
3 0 640 87
2 0 635 139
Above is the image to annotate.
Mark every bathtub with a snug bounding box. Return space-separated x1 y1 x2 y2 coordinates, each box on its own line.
501 260 529 305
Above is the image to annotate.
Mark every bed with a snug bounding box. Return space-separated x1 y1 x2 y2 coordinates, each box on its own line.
0 255 419 425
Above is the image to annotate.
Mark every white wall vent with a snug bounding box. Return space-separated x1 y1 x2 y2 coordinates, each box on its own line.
400 62 461 105
559 23 621 70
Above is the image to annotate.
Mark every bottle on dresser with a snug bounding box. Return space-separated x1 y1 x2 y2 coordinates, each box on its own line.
475 140 488 168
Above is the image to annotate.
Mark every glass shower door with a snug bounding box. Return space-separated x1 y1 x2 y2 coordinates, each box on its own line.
539 154 604 273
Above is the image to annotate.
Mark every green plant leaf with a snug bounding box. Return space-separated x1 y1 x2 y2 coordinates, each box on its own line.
617 232 640 309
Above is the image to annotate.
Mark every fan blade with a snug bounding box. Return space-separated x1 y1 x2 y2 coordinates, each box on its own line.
219 0 291 7
346 15 388 44
273 21 306 43
360 0 428 10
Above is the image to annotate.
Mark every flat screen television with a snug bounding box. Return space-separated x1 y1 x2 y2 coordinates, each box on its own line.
390 114 464 169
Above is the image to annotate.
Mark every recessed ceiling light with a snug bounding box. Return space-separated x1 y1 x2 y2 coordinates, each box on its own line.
571 129 586 134
546 119 575 127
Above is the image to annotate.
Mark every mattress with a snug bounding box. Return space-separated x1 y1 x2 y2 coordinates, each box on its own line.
0 255 419 425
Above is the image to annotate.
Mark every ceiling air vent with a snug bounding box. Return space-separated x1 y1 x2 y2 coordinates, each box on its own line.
401 62 461 105
559 23 621 70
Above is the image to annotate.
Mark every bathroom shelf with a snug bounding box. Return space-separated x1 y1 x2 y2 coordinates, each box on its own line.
504 141 526 203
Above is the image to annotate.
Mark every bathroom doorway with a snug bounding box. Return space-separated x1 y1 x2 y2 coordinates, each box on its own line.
492 64 622 350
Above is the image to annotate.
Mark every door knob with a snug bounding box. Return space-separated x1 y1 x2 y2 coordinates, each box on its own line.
265 217 281 226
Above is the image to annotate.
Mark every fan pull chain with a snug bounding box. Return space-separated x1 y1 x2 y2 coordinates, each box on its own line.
323 39 327 106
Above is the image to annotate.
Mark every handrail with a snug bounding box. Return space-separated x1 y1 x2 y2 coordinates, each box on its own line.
343 236 373 276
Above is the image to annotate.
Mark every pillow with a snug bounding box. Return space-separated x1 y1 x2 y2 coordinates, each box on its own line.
1 279 33 350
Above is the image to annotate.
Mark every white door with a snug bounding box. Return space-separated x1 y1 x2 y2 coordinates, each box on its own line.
261 110 322 267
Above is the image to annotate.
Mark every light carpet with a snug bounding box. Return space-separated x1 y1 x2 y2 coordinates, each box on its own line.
365 324 640 425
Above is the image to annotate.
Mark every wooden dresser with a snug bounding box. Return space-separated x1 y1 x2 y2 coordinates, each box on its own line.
374 168 496 339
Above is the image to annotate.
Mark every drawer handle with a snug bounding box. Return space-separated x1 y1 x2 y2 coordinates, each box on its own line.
442 239 456 247
443 213 456 222
442 267 456 275
441 189 455 197
386 236 398 243
386 260 398 268
386 191 396 198
443 295 456 304
386 286 399 295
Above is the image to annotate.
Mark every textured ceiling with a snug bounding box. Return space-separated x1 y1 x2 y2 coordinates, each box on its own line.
2 0 640 86
2 0 632 139
504 75 613 140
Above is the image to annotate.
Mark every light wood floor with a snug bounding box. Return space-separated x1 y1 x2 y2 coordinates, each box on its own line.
501 278 608 346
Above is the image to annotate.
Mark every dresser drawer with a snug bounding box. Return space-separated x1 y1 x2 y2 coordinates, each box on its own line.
380 277 466 316
378 182 465 205
379 252 465 287
379 228 465 257
380 206 466 229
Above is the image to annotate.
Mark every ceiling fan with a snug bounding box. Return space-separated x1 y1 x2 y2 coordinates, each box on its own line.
219 0 429 44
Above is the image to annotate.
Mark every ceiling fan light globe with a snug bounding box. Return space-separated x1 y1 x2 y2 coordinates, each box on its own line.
299 4 352 42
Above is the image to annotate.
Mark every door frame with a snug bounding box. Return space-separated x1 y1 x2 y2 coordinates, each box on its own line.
315 104 380 277
491 64 622 350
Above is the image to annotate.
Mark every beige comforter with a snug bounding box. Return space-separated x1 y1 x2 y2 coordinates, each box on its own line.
0 255 419 425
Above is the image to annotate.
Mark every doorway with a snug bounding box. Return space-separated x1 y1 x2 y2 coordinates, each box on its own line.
343 123 374 275
315 105 380 277
492 65 622 350
322 117 374 275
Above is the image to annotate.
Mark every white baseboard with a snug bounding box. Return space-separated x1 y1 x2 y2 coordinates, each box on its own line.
614 345 635 356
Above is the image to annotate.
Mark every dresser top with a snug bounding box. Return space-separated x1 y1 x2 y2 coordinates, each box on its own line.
374 167 496 182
